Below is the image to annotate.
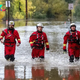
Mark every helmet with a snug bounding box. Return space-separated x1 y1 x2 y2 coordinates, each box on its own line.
36 23 44 28
70 23 76 28
9 21 15 25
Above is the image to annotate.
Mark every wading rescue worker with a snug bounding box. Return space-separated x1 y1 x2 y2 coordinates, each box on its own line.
29 23 49 61
0 21 21 61
63 23 80 62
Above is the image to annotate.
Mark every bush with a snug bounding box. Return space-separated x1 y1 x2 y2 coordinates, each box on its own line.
32 12 47 19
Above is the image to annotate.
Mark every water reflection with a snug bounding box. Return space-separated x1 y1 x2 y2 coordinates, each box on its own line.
58 68 80 80
4 65 15 80
1 64 80 80
67 69 79 80
48 68 62 80
30 65 49 80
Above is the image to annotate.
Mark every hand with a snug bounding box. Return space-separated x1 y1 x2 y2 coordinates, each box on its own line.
63 49 67 54
1 39 4 43
17 43 20 46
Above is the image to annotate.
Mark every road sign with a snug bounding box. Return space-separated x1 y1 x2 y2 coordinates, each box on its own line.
6 1 10 7
68 3 73 10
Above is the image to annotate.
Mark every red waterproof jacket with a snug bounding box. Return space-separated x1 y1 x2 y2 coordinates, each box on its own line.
63 30 80 50
0 29 21 45
29 31 49 50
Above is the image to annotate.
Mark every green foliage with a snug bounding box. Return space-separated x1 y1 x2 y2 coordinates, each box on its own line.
74 0 80 18
0 11 5 21
12 0 25 19
31 0 48 19
28 0 36 18
1 0 79 20
75 7 80 17
48 0 67 18
65 0 74 3
31 0 67 19
33 12 47 19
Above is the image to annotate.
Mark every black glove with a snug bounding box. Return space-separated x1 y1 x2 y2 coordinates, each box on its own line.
63 49 67 54
46 48 49 50
77 39 80 45
31 46 35 49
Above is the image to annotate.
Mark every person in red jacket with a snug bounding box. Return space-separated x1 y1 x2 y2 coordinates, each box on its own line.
29 23 49 61
0 21 21 61
63 23 80 62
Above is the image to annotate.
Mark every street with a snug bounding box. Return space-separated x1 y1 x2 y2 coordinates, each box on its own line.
0 20 80 80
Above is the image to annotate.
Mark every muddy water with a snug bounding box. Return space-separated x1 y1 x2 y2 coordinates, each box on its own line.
0 20 80 80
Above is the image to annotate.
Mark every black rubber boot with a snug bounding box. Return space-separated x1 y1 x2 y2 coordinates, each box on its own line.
10 54 15 62
69 55 74 62
39 56 44 58
39 56 44 62
5 55 10 60
32 57 35 59
75 57 79 62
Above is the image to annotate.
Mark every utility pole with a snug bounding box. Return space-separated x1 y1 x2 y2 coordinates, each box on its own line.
70 10 72 23
8 2 9 27
26 0 27 19
25 0 27 26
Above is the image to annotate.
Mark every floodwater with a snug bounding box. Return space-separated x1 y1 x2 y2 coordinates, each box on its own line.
0 20 80 80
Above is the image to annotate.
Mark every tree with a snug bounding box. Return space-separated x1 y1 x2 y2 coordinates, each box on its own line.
31 0 67 19
31 0 48 18
27 0 36 18
74 0 80 18
49 0 67 18
65 0 75 3
12 0 25 19
0 11 5 20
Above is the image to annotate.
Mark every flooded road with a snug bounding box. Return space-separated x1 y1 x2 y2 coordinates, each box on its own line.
0 20 80 80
